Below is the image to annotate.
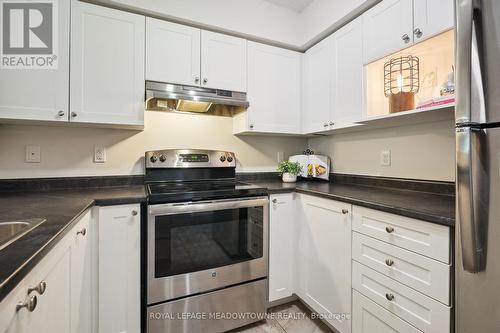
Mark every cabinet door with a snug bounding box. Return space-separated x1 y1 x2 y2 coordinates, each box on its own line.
352 291 422 333
413 0 454 42
146 18 201 86
299 195 351 333
302 36 333 134
70 0 145 126
0 0 69 122
269 194 296 302
331 17 364 127
99 204 141 333
5 251 71 333
70 211 92 333
246 42 301 134
363 0 413 63
201 30 247 92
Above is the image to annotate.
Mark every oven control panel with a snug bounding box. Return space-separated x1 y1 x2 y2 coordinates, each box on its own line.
145 149 236 168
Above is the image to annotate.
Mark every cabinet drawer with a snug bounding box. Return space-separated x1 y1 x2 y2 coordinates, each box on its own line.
353 262 450 333
352 232 450 305
353 290 422 333
352 206 450 264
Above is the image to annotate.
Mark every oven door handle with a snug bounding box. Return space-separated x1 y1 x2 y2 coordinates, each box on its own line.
148 197 269 215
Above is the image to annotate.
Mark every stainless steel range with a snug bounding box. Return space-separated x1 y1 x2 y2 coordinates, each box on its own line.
145 149 269 333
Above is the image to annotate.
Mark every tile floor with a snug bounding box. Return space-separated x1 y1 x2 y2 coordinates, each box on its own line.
229 301 333 333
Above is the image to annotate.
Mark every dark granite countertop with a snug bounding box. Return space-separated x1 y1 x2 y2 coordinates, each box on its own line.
0 186 147 301
0 174 455 302
249 180 455 227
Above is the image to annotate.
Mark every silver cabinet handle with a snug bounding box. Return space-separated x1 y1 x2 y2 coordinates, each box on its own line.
329 121 335 126
385 259 394 267
414 28 423 38
57 110 65 117
272 199 278 204
28 281 46 295
131 210 138 216
76 228 86 236
194 76 200 84
71 112 77 118
342 209 349 214
385 293 395 301
249 124 254 130
16 295 37 312
203 78 208 85
323 123 328 127
402 34 411 43
385 226 395 233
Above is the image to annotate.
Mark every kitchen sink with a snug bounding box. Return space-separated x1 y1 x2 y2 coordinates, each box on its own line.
0 219 46 250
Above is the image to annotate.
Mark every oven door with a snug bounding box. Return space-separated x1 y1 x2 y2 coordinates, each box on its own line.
147 197 269 304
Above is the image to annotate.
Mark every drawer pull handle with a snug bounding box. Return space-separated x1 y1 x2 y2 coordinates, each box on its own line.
76 228 86 236
385 259 394 267
341 209 349 214
385 293 395 301
131 210 138 216
272 199 278 204
16 295 37 312
28 281 46 295
385 226 395 233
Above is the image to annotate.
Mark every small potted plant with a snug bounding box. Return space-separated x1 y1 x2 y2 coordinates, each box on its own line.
277 161 303 183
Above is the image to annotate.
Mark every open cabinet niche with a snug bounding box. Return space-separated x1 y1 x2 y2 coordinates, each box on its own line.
365 29 455 118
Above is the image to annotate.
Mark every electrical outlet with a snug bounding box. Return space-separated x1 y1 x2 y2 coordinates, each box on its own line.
94 146 106 163
381 150 391 167
25 145 41 163
277 151 284 163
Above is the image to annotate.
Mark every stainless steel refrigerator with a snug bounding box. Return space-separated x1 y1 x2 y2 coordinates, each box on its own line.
456 0 500 332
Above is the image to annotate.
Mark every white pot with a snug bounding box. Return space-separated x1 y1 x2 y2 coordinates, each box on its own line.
282 173 297 183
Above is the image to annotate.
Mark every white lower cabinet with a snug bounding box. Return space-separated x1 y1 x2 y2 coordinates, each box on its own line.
0 211 92 333
352 291 422 333
297 194 352 333
98 204 141 333
269 193 296 302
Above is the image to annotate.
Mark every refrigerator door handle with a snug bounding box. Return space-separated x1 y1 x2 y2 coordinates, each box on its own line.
456 0 486 125
456 127 486 273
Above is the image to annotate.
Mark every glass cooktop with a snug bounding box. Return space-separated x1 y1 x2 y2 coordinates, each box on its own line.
147 180 267 203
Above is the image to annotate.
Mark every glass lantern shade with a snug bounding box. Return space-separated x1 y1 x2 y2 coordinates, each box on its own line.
384 56 420 113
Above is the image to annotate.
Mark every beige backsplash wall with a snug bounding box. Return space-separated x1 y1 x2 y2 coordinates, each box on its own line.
0 112 455 181
0 112 307 179
307 120 456 182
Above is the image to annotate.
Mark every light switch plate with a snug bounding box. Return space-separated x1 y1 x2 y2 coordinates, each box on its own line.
25 145 41 163
381 149 391 166
94 146 106 163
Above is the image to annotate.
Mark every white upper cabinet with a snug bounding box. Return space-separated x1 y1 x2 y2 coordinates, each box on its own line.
302 17 364 134
413 0 455 42
0 0 69 122
236 42 301 134
146 18 201 86
331 17 364 127
363 0 414 63
201 31 247 92
70 0 145 126
302 35 334 134
364 0 455 63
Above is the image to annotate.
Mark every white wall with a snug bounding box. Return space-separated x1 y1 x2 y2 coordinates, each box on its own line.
94 0 375 49
0 112 307 179
299 0 366 45
308 120 456 181
95 0 302 48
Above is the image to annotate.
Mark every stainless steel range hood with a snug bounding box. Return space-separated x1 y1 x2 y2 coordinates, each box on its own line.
145 81 249 116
